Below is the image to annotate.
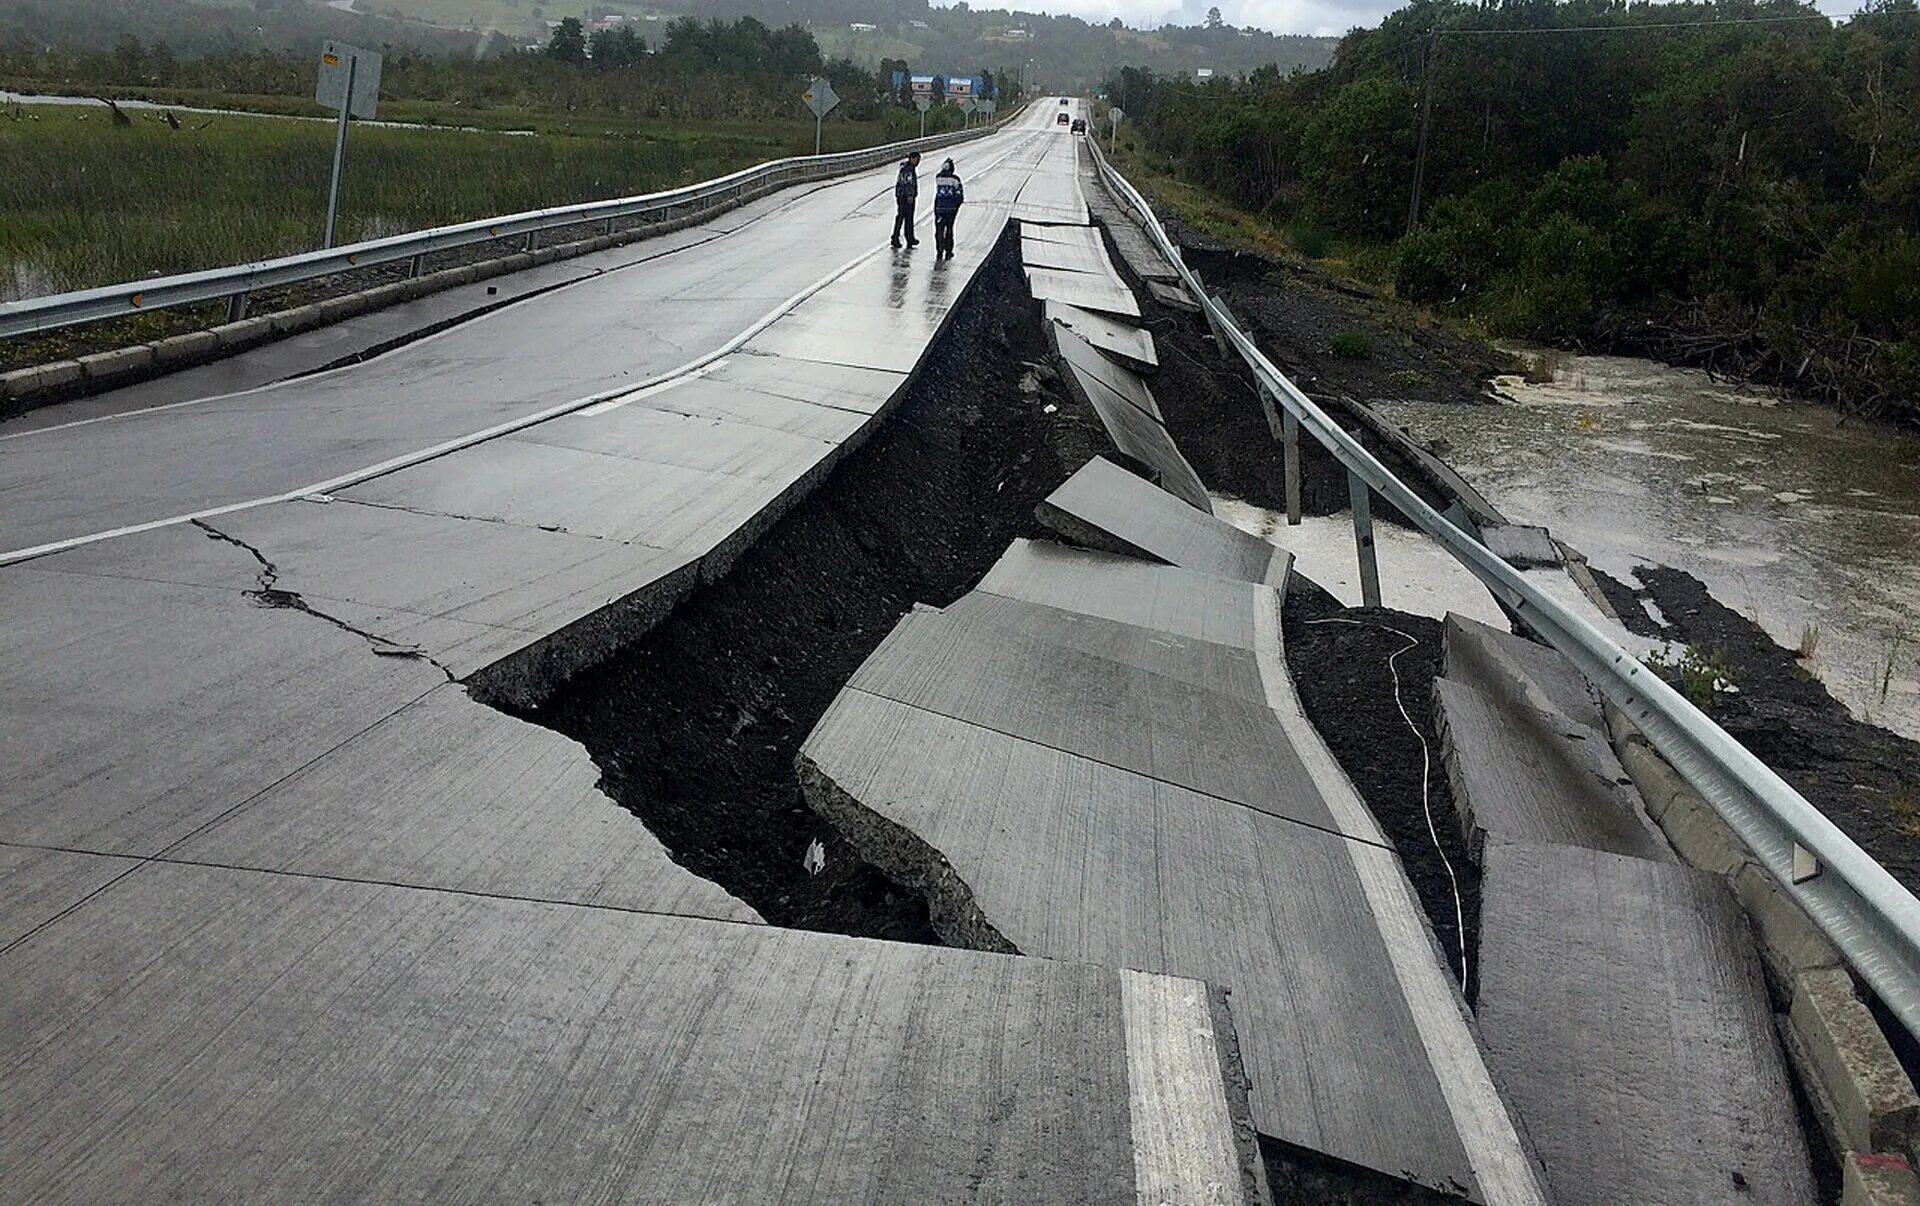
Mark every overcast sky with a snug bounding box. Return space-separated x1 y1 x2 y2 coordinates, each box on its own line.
1005 0 1867 40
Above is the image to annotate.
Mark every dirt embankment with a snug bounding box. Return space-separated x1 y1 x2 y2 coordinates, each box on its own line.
1600 563 1920 896
500 229 1109 940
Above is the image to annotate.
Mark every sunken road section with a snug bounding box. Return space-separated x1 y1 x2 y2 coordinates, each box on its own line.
498 227 1110 940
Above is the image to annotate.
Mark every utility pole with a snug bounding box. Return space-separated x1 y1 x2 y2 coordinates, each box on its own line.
1405 28 1439 235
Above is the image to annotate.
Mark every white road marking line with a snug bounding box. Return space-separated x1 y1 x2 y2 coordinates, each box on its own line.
577 358 729 417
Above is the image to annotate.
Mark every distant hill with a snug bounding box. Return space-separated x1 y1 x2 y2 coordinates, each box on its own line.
0 0 1335 89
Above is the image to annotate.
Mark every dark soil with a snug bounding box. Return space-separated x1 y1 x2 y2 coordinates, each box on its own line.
500 228 1109 940
1261 1135 1465 1206
1100 224 1462 529
1282 581 1480 1000
1604 563 1920 896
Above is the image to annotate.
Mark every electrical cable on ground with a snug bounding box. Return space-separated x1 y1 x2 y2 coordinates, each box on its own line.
1304 615 1471 987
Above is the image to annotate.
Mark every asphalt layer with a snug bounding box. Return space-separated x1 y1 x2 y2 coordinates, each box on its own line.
508 230 1111 939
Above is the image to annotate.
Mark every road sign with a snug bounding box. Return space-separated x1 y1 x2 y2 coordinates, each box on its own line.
316 42 382 250
914 95 933 113
802 77 840 155
1109 107 1125 154
958 97 977 114
980 99 997 116
803 78 839 120
316 41 380 120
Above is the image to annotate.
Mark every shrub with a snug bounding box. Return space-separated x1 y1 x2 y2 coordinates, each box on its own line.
1329 330 1372 359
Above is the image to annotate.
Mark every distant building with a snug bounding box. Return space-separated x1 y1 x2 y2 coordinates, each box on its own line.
908 19 929 28
1195 67 1215 79
1004 28 1031 39
849 22 879 31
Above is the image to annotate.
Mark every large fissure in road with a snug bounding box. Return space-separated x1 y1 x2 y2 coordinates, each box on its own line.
487 229 1109 940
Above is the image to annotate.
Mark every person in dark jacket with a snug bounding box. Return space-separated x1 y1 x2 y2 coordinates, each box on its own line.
891 151 921 249
932 158 964 259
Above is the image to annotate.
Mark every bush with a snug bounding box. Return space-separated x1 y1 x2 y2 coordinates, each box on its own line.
1330 330 1373 359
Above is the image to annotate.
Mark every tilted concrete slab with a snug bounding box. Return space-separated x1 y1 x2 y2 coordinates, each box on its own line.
1050 320 1160 420
978 538 1263 650
1482 523 1560 569
1049 356 1210 513
1025 264 1141 318
0 844 139 948
848 603 1347 837
1434 676 1672 862
1445 613 1604 732
0 860 1264 1205
1044 300 1158 371
1021 232 1123 278
1038 455 1288 585
174 682 759 923
1017 222 1106 251
1478 841 1816 1205
801 564 1548 1202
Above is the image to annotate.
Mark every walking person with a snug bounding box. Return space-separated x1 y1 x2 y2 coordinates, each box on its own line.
932 158 964 260
891 151 921 249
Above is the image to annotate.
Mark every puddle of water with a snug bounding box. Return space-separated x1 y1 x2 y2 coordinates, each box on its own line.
1384 348 1920 740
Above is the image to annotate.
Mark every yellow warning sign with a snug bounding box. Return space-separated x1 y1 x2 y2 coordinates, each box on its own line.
323 52 339 67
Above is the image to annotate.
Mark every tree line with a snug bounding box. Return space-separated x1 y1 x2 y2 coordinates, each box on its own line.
1113 0 1920 424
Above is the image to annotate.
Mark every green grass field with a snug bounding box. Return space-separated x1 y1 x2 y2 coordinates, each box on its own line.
0 103 939 300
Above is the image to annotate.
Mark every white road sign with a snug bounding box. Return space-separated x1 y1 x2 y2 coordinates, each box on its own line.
316 41 381 119
958 97 977 114
915 95 933 113
803 78 840 120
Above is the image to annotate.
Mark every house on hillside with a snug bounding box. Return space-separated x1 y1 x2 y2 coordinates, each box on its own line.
895 72 989 105
849 22 879 31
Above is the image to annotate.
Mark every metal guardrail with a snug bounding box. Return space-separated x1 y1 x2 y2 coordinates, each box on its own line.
1089 135 1920 1041
0 107 1028 341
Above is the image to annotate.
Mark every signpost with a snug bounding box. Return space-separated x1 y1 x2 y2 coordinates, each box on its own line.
315 41 381 249
1109 106 1125 155
915 93 932 138
802 77 839 155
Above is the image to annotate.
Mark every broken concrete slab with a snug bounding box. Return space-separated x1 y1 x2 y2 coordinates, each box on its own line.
847 603 1340 834
1444 612 1604 732
802 687 1497 1198
1788 966 1920 1157
1482 523 1560 569
174 682 760 924
1047 365 1211 514
1038 456 1288 585
1049 320 1159 420
1147 278 1201 313
1434 677 1672 862
1021 232 1123 279
978 538 1264 651
1477 841 1817 1206
1017 222 1106 252
1044 300 1157 371
0 859 1264 1204
1026 265 1141 318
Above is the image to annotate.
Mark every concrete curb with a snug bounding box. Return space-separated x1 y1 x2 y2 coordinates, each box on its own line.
1609 708 1920 1192
1848 1153 1920 1205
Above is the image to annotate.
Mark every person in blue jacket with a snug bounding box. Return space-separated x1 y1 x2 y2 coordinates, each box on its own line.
891 151 921 249
932 158 965 260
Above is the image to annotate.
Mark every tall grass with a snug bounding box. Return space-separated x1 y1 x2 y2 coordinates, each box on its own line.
0 106 931 298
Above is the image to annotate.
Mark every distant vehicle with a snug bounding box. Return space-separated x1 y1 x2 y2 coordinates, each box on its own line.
1070 117 1086 134
1057 111 1070 125
1059 97 1070 106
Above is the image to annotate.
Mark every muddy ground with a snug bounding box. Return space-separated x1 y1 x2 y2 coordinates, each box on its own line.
1601 563 1920 897
506 229 1108 939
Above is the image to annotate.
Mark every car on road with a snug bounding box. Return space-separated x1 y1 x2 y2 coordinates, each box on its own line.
1070 117 1086 134
1057 111 1070 125
1059 97 1069 105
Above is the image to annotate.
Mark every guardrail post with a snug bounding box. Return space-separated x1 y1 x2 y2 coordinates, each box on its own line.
225 292 249 323
406 253 424 279
1348 470 1382 607
524 231 538 253
1283 409 1303 526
